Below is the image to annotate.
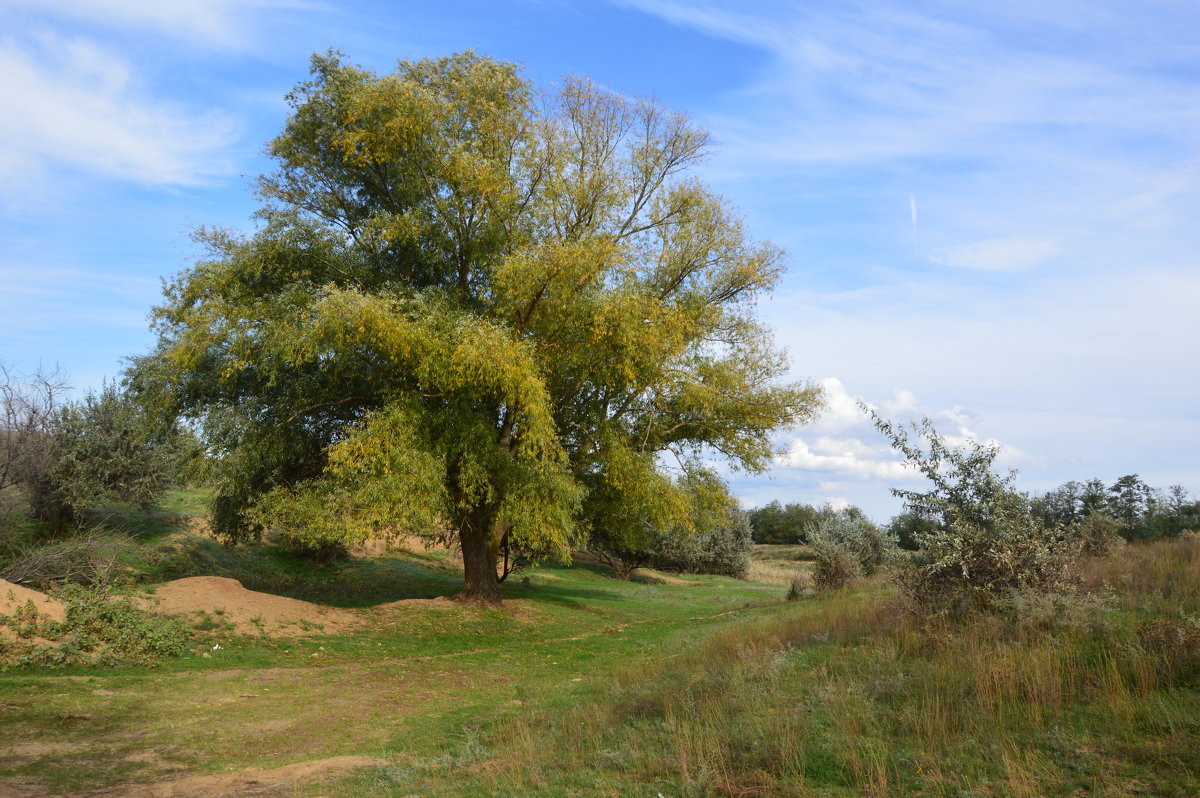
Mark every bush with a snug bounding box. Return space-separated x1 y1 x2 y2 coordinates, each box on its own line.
43 382 189 526
588 468 751 580
867 410 1079 613
808 513 897 577
812 548 859 591
649 510 753 578
785 571 814 600
1071 512 1124 557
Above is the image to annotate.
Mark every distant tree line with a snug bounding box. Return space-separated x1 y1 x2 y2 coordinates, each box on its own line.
751 474 1198 551
747 501 874 545
1028 475 1199 540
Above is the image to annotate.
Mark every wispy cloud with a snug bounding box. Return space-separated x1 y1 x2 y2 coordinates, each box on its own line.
4 0 321 50
931 236 1060 272
0 34 239 198
613 0 1200 273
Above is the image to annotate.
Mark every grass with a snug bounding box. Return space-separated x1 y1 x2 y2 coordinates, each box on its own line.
384 537 1199 798
1 496 1197 797
746 543 815 586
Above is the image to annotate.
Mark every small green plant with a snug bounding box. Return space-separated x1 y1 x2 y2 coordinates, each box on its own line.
2 582 191 668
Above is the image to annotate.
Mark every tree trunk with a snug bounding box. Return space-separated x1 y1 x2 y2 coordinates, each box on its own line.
457 514 504 605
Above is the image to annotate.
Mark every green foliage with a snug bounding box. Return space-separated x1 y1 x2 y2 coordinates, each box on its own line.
649 508 754 579
811 547 859 591
808 511 897 578
1069 511 1124 557
587 467 752 579
746 500 819 544
130 50 819 601
40 383 189 526
1032 476 1199 541
867 410 1078 612
886 510 939 551
1 582 190 669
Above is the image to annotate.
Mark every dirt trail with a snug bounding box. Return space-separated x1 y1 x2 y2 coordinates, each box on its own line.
68 755 385 798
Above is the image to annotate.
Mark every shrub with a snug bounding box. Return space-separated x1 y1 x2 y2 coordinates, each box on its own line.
649 510 753 578
866 410 1079 613
1071 512 1124 557
43 382 190 526
812 548 859 591
786 571 814 600
808 513 897 576
589 468 752 580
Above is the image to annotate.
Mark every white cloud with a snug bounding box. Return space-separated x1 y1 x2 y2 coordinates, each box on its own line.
821 496 851 512
776 377 1020 485
931 236 1061 272
5 0 319 49
0 34 238 195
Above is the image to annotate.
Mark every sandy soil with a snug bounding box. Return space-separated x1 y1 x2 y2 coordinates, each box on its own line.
0 579 66 622
629 569 697 586
139 577 359 638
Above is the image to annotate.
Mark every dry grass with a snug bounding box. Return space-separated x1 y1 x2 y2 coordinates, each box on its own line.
424 537 1200 797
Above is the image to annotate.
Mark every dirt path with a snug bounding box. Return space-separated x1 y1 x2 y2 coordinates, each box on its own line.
69 755 385 798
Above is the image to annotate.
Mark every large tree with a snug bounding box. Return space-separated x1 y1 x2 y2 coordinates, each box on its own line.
132 51 820 603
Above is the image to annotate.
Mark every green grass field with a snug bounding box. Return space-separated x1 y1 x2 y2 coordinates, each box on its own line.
1 495 1197 797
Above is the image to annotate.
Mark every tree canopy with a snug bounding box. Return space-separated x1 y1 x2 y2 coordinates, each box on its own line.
131 51 821 603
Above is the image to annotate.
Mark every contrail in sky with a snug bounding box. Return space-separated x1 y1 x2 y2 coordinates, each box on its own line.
909 193 918 228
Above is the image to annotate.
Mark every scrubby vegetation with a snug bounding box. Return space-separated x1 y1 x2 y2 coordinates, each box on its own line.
808 511 896 586
338 534 1200 797
1 581 191 668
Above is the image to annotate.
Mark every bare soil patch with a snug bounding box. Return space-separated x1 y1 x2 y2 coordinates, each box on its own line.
0 579 66 622
630 569 696 586
69 755 385 798
140 577 358 638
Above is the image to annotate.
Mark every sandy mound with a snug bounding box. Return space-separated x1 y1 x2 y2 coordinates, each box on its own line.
141 577 358 638
0 579 66 622
629 569 695 586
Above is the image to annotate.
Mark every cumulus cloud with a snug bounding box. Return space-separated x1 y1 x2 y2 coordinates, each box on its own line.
0 34 238 195
776 376 1023 485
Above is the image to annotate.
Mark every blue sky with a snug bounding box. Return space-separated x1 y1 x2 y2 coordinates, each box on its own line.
2 0 1198 520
